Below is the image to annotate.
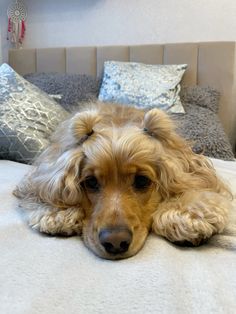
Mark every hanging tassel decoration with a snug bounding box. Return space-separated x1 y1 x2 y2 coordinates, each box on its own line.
7 18 12 40
19 20 26 44
7 0 27 48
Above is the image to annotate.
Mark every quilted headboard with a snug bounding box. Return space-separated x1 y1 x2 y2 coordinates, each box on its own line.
8 42 236 152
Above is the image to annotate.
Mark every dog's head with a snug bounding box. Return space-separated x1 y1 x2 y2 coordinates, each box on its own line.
32 103 213 259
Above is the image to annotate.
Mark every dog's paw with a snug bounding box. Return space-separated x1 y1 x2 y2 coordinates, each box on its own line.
28 207 84 236
153 210 216 245
152 192 230 245
13 185 27 199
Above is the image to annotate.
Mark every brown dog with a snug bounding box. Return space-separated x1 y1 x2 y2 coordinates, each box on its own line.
14 102 232 259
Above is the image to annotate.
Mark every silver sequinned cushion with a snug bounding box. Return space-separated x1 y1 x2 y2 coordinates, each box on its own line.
98 61 187 113
0 64 69 163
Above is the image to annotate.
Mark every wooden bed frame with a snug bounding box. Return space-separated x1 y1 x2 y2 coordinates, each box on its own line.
8 42 236 153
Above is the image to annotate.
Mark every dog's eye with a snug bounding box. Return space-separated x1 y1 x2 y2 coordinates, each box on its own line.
83 176 100 192
133 175 151 190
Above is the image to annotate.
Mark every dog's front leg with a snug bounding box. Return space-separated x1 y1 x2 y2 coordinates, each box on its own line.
14 181 85 236
18 199 84 236
152 191 230 245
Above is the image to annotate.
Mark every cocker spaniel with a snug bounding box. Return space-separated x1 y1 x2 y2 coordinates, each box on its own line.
14 102 232 259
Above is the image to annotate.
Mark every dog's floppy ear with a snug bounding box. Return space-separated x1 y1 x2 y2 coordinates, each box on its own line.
143 109 225 199
31 148 85 208
143 108 175 141
30 109 102 208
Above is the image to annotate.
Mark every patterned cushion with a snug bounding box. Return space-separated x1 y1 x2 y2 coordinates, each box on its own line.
98 61 187 113
0 64 69 163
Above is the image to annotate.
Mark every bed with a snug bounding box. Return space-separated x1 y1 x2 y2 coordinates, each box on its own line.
1 42 236 314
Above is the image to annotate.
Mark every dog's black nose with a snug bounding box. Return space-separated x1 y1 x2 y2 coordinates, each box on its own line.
99 227 133 255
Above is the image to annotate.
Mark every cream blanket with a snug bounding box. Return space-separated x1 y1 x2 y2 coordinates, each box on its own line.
0 159 236 314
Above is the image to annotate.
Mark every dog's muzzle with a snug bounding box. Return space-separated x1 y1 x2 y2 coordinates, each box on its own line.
99 227 133 255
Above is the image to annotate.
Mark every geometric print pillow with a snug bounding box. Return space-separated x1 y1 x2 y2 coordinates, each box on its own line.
98 61 187 113
0 63 69 164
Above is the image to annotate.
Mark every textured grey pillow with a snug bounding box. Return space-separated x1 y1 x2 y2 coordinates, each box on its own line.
172 104 235 161
180 86 220 113
24 72 101 112
177 86 234 160
0 64 69 164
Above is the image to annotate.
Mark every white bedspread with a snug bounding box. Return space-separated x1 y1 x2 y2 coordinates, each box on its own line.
0 159 236 314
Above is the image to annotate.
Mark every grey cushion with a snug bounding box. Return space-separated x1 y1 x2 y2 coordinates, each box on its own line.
0 64 69 164
180 85 220 113
24 72 101 112
177 86 234 160
172 104 235 161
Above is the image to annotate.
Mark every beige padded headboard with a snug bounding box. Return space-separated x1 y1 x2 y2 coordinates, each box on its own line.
8 42 236 153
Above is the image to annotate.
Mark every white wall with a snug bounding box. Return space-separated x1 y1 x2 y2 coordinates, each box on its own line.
1 0 236 62
0 27 2 64
0 0 11 63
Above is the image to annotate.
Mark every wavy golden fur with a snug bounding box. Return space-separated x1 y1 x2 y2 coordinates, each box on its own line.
14 102 232 259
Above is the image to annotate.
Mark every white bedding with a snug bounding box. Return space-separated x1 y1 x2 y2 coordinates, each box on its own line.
0 158 236 314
